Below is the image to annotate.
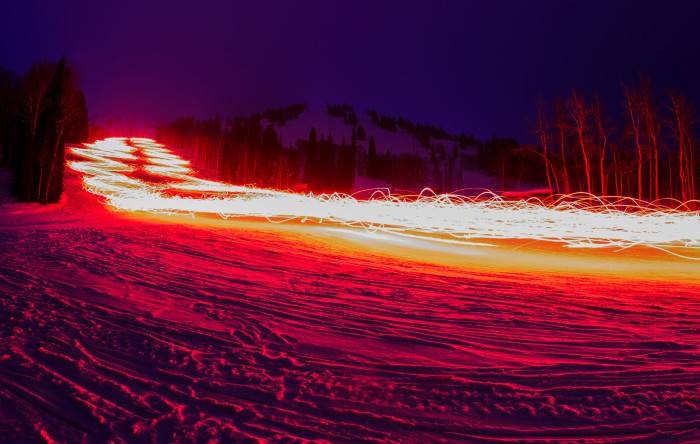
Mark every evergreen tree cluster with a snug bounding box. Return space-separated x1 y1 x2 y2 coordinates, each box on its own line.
158 115 299 190
157 113 358 193
157 116 223 174
365 109 479 151
253 104 307 126
326 104 358 125
299 128 356 192
365 136 428 192
327 104 366 142
0 58 88 203
220 117 299 189
478 137 545 191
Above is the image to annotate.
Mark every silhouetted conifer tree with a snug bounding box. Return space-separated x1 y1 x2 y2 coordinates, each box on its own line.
8 58 87 203
367 135 379 179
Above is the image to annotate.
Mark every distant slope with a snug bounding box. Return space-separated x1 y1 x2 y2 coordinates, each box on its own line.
153 103 546 194
271 103 505 192
273 104 429 158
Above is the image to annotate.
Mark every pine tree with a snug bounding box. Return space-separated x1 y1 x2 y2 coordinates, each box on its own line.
303 127 318 187
367 135 378 178
10 58 88 203
356 124 366 141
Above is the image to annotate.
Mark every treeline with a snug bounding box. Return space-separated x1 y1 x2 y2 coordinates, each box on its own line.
478 137 546 192
156 110 357 192
366 109 480 150
220 116 300 190
252 103 306 126
159 104 546 194
331 104 516 192
362 107 544 192
0 58 88 203
327 104 360 126
365 135 462 192
299 128 356 191
535 79 699 201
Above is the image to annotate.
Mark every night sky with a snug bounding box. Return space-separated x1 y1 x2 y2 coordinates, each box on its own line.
2 1 700 139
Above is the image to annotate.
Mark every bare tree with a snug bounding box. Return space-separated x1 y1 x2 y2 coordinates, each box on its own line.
536 103 555 193
591 97 609 195
42 67 88 203
623 85 645 200
639 78 660 201
669 92 694 201
10 58 87 203
554 99 571 194
568 91 593 194
13 62 55 201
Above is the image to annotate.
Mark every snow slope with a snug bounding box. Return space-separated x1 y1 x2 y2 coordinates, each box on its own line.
1 172 700 442
273 103 429 157
272 104 504 193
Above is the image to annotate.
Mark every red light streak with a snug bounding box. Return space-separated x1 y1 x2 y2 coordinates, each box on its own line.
68 137 700 259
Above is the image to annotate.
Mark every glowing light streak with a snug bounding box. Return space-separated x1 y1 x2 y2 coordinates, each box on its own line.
68 137 700 258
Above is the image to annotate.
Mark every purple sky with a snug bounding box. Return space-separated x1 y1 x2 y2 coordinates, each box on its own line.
2 1 700 139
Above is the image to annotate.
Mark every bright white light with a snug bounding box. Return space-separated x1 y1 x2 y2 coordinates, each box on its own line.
68 137 700 259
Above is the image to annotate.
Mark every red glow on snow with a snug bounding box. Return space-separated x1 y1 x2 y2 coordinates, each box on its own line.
3 138 699 443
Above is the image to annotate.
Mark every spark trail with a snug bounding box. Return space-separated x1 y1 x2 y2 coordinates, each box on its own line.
68 137 700 258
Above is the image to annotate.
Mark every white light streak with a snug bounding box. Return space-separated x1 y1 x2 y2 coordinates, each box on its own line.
68 137 700 259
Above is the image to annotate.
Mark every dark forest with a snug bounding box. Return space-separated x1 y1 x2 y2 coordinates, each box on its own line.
0 58 88 203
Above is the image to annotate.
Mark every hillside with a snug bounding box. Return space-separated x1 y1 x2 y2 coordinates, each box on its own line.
156 103 547 195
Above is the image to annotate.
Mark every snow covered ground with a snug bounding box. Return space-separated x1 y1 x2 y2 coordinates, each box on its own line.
273 103 432 159
2 171 700 442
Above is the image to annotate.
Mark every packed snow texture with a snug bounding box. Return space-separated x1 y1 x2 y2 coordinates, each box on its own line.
1 173 700 443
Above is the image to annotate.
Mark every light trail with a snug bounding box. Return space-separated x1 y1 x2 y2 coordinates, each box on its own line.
68 137 700 259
